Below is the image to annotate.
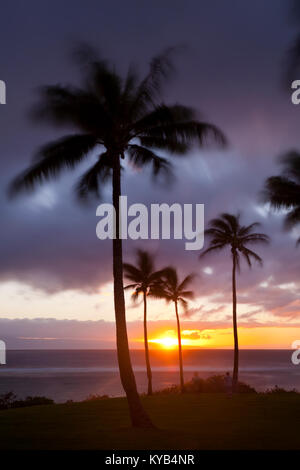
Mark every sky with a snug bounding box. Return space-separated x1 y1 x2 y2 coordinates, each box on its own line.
0 0 300 349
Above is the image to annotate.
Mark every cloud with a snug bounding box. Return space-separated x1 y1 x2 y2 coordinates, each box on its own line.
1 317 300 349
181 330 212 340
0 0 299 329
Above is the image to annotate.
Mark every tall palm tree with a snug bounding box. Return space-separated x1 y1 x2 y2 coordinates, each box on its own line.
201 213 269 392
263 151 300 245
153 267 194 393
124 249 166 396
8 47 225 427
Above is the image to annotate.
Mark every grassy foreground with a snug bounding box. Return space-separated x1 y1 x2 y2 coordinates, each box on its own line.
1 393 300 450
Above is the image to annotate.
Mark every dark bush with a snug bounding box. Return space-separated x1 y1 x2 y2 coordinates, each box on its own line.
153 374 257 395
0 391 17 409
0 392 54 409
82 394 109 402
13 396 54 408
263 385 299 395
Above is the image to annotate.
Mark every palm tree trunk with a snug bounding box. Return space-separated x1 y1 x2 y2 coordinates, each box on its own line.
175 300 185 393
232 252 239 393
143 290 153 395
112 155 154 428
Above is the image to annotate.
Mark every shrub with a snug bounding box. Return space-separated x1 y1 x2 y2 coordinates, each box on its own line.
263 385 299 395
0 392 54 409
0 392 17 409
13 396 54 408
82 394 109 402
153 375 257 395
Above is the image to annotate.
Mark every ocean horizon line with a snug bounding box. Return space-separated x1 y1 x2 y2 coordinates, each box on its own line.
3 347 294 351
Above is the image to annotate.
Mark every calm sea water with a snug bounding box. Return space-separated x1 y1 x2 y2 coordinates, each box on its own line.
0 349 299 402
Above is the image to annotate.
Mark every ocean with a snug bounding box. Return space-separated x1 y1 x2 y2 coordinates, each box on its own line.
0 349 299 402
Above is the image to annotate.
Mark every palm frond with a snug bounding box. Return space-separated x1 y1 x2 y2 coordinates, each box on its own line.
263 151 300 240
143 120 226 148
131 48 176 116
161 267 178 291
75 152 112 200
263 176 300 209
179 290 194 300
136 249 155 276
280 150 300 183
131 288 143 303
200 243 227 258
9 134 98 196
178 273 195 292
31 85 109 135
123 263 142 283
241 233 270 245
284 206 300 228
139 135 189 154
127 145 172 181
221 213 240 233
241 247 263 266
178 298 189 312
133 104 195 133
149 285 171 302
238 222 261 237
88 60 122 112
207 217 232 234
124 283 139 290
148 269 167 284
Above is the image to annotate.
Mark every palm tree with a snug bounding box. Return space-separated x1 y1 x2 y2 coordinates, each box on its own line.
124 249 166 396
153 267 194 393
263 151 300 245
201 213 269 392
8 47 225 427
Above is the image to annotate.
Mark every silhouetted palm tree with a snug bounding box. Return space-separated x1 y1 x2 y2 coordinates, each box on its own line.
124 249 166 395
8 47 225 427
201 213 269 392
153 267 194 393
263 151 300 245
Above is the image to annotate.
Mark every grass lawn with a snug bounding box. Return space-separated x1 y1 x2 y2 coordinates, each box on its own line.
0 393 300 450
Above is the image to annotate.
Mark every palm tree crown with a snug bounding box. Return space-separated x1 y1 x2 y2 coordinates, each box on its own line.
9 49 226 198
201 213 270 268
123 250 165 300
263 151 300 244
155 267 195 310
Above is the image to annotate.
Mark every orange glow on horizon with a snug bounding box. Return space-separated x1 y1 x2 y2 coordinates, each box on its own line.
147 329 209 349
134 326 300 350
148 330 179 349
149 337 178 349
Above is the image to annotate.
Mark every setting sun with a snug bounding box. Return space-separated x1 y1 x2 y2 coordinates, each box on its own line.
149 336 178 349
148 330 195 349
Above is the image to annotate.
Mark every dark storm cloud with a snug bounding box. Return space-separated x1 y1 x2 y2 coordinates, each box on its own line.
0 0 299 321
